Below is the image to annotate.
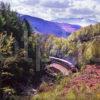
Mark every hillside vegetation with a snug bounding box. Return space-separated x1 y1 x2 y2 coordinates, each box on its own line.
33 65 100 100
67 23 100 66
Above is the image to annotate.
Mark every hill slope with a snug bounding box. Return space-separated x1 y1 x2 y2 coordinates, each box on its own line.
33 65 100 100
21 15 81 37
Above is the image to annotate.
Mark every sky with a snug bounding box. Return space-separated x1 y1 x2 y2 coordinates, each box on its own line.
0 0 100 22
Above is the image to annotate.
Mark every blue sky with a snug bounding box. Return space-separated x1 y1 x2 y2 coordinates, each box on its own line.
0 0 100 21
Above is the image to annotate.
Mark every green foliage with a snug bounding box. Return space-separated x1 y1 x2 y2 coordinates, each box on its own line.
0 2 32 48
55 73 63 84
0 49 34 95
0 2 35 96
0 15 6 31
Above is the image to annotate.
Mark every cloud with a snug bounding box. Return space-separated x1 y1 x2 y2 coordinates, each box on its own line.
42 1 70 8
70 8 94 15
0 0 100 22
71 0 95 9
21 0 40 6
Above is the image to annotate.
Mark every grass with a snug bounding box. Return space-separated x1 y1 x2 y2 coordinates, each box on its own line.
32 84 100 100
32 80 100 100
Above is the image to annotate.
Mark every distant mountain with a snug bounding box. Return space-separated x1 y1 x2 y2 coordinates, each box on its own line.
53 18 98 27
57 23 80 33
20 15 81 37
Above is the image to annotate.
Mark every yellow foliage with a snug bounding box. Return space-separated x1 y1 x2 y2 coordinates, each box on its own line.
83 38 100 62
0 33 14 55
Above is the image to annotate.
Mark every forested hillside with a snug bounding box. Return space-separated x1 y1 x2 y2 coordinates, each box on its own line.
67 23 100 65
